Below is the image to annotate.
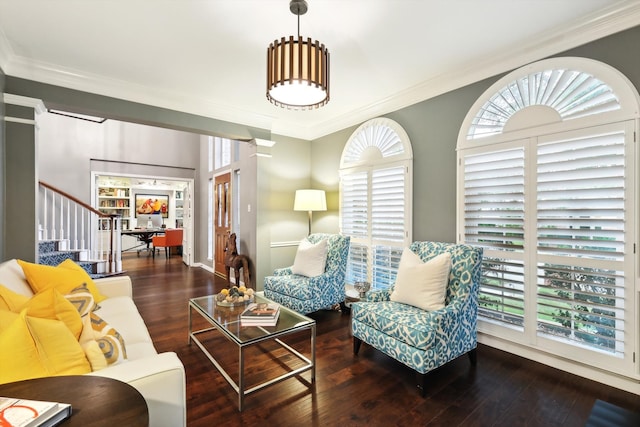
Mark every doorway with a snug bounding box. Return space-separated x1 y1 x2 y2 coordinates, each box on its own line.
92 173 194 265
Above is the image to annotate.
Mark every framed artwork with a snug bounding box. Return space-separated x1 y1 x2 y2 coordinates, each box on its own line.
135 194 169 218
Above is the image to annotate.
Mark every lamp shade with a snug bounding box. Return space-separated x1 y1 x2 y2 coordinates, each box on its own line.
294 189 327 211
266 0 329 109
267 36 330 109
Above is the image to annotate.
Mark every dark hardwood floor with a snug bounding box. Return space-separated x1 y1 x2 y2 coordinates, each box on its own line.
122 253 640 426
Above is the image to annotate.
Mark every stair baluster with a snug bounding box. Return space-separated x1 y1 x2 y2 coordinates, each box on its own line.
38 181 123 275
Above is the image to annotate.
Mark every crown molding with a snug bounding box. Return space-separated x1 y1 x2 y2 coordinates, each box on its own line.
301 0 640 140
3 93 46 114
4 55 277 132
0 25 13 74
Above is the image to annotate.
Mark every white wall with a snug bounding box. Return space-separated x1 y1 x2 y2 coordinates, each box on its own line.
38 112 200 200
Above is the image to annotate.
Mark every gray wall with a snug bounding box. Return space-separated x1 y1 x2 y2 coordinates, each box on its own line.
310 25 640 244
266 134 313 271
0 68 4 261
310 126 357 235
4 101 38 261
38 113 199 202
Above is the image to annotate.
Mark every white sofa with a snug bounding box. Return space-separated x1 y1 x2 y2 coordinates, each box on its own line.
0 259 186 427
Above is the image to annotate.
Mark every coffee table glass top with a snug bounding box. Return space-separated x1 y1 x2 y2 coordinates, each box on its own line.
189 294 314 344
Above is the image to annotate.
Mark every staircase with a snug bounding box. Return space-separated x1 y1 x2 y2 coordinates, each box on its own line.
37 240 102 277
38 181 123 275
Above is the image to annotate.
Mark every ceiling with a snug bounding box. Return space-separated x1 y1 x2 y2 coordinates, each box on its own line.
1 1 639 140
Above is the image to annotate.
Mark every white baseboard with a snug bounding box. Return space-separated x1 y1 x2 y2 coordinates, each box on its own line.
478 333 640 395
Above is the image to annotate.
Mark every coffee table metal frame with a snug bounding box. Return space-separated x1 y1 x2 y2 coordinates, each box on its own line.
188 293 316 411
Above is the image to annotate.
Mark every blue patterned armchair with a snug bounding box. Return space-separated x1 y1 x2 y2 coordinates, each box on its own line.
264 233 350 314
351 241 483 395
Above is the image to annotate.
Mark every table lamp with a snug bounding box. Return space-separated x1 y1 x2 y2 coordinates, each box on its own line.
294 189 327 235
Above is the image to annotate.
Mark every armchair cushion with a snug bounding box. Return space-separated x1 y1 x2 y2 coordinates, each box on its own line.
390 249 451 311
291 238 328 277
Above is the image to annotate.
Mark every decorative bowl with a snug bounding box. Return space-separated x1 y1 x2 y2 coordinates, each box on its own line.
216 296 254 307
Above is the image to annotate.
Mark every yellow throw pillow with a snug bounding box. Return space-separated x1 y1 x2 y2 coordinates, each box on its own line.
0 310 91 385
17 260 106 303
19 288 83 340
0 284 29 311
0 308 18 329
57 259 107 303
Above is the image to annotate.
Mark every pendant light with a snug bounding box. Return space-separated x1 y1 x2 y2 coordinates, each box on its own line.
266 0 330 109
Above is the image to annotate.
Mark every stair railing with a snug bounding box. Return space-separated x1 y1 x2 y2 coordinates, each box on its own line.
38 181 123 274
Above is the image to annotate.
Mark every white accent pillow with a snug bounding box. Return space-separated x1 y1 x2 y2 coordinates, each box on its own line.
291 238 328 277
390 248 451 311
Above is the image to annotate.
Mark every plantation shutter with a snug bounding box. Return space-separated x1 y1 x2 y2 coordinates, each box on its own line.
535 128 626 355
346 242 368 284
341 171 368 238
371 166 406 241
341 171 369 284
370 166 406 288
463 147 526 327
341 166 408 289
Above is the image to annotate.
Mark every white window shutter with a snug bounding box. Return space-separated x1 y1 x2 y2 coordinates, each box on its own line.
463 147 526 327
535 129 626 356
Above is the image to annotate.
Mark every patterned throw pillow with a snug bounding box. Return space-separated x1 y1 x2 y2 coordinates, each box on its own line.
65 284 127 368
88 312 127 365
64 283 99 317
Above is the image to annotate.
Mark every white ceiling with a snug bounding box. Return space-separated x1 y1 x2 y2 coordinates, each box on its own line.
1 0 639 140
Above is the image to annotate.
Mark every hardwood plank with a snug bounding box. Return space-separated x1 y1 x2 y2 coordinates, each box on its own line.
122 254 640 426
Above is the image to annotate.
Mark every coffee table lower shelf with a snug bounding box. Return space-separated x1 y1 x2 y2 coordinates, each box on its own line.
188 298 316 411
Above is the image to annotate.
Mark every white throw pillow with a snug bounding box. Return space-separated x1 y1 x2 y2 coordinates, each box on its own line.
291 238 329 277
390 248 451 311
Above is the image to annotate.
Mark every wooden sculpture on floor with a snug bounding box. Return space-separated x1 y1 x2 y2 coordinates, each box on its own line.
224 232 251 288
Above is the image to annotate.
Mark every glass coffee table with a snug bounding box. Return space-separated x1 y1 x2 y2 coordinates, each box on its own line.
188 293 316 411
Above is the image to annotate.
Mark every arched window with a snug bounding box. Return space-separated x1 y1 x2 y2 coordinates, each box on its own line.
457 57 640 377
340 118 413 290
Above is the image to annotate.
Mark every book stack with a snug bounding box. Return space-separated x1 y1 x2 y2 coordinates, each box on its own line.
0 397 72 427
240 302 280 326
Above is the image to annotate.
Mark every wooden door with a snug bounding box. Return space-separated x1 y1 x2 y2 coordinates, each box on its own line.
214 172 231 276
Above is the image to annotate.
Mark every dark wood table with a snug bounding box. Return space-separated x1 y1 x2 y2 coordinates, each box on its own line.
0 375 148 426
121 228 165 255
